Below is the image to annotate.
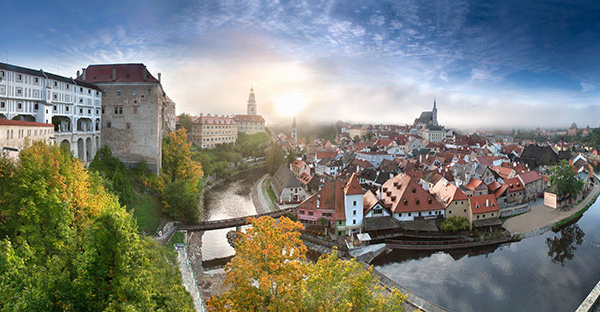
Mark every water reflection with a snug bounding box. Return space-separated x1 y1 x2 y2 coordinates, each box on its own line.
547 224 585 266
201 167 266 261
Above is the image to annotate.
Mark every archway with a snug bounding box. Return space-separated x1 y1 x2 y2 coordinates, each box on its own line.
86 137 92 162
77 138 84 161
60 139 71 152
0 113 6 119
95 136 100 150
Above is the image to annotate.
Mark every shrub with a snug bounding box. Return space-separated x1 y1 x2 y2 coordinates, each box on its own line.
440 216 470 232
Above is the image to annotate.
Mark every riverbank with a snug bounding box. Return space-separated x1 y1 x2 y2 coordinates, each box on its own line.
503 182 600 235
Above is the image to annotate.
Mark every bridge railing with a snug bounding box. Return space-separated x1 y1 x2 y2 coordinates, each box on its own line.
178 207 298 231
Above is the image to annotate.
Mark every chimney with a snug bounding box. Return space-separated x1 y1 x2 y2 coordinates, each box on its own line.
112 68 116 81
76 70 80 78
158 73 161 82
82 68 86 81
143 70 147 81
486 199 489 207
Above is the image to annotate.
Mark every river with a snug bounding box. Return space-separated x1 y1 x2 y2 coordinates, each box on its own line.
200 167 266 261
373 192 600 311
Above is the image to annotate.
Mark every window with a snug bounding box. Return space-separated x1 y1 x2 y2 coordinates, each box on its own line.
0 70 4 77
132 89 137 96
66 106 69 112
17 103 22 109
80 87 83 93
308 211 313 216
117 89 121 96
0 102 4 108
88 89 91 94
34 77 39 84
88 109 91 114
54 81 58 87
126 123 131 129
53 105 57 111
102 88 107 96
114 106 123 114
133 106 138 114
408 212 411 217
353 200 357 206
147 88 151 96
353 210 356 216
107 121 111 128
17 74 22 81
16 88 22 95
353 220 356 225
66 84 69 90
101 106 105 114
80 108 83 114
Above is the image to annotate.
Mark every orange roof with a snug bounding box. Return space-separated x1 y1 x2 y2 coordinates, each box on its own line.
430 179 468 208
492 166 514 179
505 177 524 191
487 181 502 192
378 173 443 213
292 160 306 169
316 150 338 160
297 172 312 185
363 190 383 213
344 173 364 195
470 194 499 214
464 178 484 191
494 184 509 198
0 120 53 127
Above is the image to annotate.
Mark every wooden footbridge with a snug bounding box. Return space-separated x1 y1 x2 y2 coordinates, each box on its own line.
177 207 297 232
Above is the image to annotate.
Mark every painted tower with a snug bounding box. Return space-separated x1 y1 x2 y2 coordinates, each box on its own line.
247 88 257 115
432 98 438 126
291 117 297 143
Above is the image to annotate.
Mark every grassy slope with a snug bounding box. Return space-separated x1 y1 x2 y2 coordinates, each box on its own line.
130 191 162 234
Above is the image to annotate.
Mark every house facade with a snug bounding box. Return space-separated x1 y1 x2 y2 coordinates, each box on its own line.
190 114 237 149
78 63 171 173
0 119 54 157
1 62 102 162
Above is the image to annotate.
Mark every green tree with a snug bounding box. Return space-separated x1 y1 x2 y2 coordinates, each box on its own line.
440 216 470 232
162 178 200 222
178 113 193 133
266 143 285 175
89 146 133 206
548 160 584 196
0 142 194 311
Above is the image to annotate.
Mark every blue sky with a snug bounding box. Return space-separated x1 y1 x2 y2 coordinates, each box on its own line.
1 0 600 128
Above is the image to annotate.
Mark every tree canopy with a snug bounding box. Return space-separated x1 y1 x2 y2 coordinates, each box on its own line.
548 160 584 196
0 141 194 311
207 216 406 312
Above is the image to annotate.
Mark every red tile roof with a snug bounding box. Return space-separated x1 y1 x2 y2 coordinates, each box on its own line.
0 120 53 127
494 184 509 198
234 114 265 122
316 150 338 160
492 166 514 179
464 178 484 191
518 171 542 184
292 160 306 169
344 173 364 195
78 63 160 83
378 173 443 213
469 194 499 214
505 177 524 191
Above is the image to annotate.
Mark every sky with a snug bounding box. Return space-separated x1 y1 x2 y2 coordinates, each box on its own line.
1 0 600 129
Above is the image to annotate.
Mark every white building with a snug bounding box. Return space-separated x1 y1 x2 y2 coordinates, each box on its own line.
0 62 102 162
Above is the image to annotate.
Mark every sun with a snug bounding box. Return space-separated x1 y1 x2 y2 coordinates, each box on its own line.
275 92 308 117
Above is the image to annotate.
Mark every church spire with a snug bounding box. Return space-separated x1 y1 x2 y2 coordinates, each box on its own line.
433 97 437 110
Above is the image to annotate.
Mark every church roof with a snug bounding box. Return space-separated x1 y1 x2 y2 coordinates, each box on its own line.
418 111 434 124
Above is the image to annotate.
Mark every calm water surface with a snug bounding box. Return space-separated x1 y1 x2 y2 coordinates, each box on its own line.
373 196 600 312
200 167 265 261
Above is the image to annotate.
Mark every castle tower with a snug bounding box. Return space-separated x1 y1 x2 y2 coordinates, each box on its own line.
291 117 298 143
432 98 438 126
247 88 257 115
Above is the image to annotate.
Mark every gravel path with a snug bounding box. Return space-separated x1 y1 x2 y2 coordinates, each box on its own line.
503 183 600 234
176 244 206 312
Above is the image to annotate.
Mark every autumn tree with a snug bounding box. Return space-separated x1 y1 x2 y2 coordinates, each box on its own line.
207 216 308 311
161 128 204 222
207 216 406 312
89 146 133 206
548 160 584 196
0 142 194 311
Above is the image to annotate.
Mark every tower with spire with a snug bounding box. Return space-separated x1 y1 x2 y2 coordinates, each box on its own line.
247 88 257 115
291 117 298 143
432 98 438 126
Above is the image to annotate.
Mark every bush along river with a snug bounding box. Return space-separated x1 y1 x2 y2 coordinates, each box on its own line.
373 193 600 312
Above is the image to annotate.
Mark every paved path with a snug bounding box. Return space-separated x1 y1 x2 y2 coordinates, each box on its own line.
252 174 277 213
504 183 600 234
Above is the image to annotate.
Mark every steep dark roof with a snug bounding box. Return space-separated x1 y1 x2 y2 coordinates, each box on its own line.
418 111 433 124
519 145 558 168
272 164 303 196
0 62 100 90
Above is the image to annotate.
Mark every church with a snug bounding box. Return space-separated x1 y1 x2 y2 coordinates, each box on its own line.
413 99 451 143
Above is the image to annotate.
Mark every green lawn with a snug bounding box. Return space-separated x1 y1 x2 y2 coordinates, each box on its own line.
266 177 278 202
129 191 162 234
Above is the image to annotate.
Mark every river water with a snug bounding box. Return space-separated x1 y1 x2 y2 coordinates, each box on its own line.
373 194 600 311
200 167 266 261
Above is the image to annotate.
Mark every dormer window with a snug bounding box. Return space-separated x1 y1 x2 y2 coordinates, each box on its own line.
403 200 408 206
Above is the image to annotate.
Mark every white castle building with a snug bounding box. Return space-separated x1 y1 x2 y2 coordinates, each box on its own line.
0 62 102 162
